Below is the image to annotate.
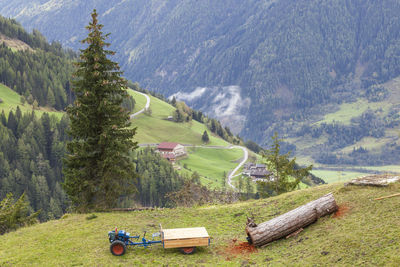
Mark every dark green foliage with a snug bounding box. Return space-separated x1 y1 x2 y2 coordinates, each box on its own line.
121 95 136 113
0 110 69 221
172 101 192 122
0 16 75 110
257 133 312 197
0 110 6 126
0 193 39 235
171 96 176 107
201 130 209 143
6 1 400 152
365 85 388 102
206 118 241 144
134 148 185 207
0 16 65 52
245 140 263 153
63 10 138 211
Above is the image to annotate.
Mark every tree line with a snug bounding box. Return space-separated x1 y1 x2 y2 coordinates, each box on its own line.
0 109 70 221
129 82 243 145
0 16 76 110
169 96 242 144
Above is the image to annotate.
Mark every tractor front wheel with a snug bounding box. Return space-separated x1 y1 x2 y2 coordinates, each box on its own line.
180 246 196 255
110 240 126 256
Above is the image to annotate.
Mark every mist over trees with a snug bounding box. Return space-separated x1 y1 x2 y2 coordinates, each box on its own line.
5 1 400 146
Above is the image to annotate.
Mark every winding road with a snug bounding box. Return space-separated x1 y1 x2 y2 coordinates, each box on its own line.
130 90 248 191
130 91 150 119
227 146 248 190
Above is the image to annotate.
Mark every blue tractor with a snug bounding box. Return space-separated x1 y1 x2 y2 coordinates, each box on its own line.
108 228 161 256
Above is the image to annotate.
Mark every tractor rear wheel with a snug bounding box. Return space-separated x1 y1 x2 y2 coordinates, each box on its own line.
110 240 126 256
180 247 196 255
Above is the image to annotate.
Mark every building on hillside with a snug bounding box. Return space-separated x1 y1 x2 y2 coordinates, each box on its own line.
243 163 272 181
156 142 186 162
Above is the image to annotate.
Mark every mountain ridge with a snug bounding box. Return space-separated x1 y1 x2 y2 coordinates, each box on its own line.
3 1 400 148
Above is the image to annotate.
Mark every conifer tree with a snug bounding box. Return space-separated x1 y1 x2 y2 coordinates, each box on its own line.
63 10 138 211
0 193 39 235
202 130 209 143
257 132 312 197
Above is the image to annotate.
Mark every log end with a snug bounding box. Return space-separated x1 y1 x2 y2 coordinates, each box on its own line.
246 217 257 228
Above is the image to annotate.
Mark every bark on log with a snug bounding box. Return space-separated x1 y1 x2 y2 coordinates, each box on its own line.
246 193 338 247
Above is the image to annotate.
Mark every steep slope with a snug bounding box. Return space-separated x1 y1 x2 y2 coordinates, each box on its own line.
1 182 399 265
0 16 75 110
0 83 63 118
3 1 400 166
128 90 229 146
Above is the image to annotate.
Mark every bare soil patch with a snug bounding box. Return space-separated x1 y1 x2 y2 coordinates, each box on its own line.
333 203 350 218
222 238 257 258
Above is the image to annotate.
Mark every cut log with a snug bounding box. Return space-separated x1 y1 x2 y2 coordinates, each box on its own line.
345 174 400 187
246 193 338 247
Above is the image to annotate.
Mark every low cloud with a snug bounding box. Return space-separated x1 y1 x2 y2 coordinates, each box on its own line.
170 87 207 102
170 85 250 133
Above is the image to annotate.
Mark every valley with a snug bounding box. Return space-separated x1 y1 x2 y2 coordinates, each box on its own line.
1 5 400 266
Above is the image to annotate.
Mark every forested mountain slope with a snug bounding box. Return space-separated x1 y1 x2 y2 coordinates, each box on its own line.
0 16 75 110
3 1 400 147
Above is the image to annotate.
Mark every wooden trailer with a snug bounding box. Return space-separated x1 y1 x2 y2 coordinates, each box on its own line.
160 225 210 254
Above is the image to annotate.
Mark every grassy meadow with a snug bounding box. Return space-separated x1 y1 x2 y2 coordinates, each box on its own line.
317 98 389 126
0 83 64 119
177 147 243 188
1 182 399 266
310 169 368 183
128 90 229 146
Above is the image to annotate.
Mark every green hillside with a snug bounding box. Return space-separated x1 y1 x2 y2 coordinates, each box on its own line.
289 75 400 180
1 85 241 189
0 83 63 118
129 90 229 147
0 86 229 147
0 16 75 111
177 147 243 189
5 1 400 153
1 182 399 266
128 90 247 188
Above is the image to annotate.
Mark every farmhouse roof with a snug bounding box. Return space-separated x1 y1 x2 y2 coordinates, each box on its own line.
158 142 180 150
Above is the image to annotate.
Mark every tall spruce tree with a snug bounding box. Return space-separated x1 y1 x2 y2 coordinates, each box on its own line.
63 10 137 211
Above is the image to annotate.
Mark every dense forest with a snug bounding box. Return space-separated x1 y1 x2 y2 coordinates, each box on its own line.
0 17 250 221
0 110 69 221
2 2 400 126
0 110 187 221
0 17 75 110
4 1 400 165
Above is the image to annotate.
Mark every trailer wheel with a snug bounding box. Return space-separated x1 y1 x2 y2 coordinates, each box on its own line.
110 240 126 256
180 247 196 255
